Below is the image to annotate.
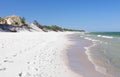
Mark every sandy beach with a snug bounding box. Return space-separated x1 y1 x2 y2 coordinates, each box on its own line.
0 32 81 77
0 32 109 77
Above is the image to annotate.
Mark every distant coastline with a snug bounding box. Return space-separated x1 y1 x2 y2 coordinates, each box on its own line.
0 15 85 32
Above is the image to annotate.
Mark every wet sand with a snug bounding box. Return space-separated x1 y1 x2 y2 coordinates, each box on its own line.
67 33 107 77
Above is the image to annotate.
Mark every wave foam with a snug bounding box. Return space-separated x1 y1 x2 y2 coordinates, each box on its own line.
97 35 113 39
84 37 99 42
84 43 108 76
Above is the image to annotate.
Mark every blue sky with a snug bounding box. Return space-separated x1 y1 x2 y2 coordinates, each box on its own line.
0 0 120 32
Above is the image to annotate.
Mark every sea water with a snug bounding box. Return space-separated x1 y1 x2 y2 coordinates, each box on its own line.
80 32 120 77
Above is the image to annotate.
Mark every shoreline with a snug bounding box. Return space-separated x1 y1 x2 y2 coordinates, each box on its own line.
66 33 108 77
0 32 111 77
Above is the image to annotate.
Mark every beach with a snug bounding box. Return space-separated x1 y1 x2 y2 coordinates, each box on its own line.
0 32 114 77
67 33 108 77
1 0 120 77
0 32 81 77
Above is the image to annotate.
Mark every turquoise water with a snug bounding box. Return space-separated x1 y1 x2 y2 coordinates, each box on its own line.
81 32 120 77
89 32 120 37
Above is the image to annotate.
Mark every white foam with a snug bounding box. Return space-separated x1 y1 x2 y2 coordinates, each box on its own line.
97 35 113 39
102 36 113 39
84 37 93 41
95 65 107 75
97 35 102 37
84 43 108 76
84 37 99 42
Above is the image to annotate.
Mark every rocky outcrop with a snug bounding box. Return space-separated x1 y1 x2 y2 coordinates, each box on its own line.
0 15 26 26
0 15 44 32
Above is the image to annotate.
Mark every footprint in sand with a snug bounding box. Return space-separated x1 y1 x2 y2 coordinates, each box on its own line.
20 51 22 54
0 67 6 71
18 72 22 77
34 68 38 71
13 53 17 57
1 43 4 48
3 59 13 63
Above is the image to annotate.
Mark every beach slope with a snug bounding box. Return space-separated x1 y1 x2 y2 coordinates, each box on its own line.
0 32 81 77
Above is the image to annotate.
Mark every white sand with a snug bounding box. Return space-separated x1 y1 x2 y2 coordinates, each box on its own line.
0 32 82 77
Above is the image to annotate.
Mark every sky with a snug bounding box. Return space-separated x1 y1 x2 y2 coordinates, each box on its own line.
0 0 120 32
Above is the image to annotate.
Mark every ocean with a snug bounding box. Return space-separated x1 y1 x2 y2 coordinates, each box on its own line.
80 32 120 77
